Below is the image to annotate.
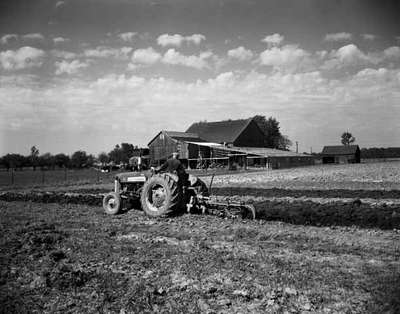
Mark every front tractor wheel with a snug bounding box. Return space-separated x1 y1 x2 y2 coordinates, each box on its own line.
140 174 181 217
103 192 122 215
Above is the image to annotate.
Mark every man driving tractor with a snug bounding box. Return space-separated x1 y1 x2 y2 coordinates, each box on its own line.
154 152 188 187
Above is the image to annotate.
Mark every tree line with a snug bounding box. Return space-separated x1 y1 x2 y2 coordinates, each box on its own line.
360 147 400 159
0 144 146 171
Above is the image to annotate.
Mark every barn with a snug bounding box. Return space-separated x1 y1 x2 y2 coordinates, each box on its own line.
321 145 361 164
148 118 315 169
147 131 206 166
186 118 266 147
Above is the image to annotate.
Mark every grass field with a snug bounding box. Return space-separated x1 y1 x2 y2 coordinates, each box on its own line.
0 168 117 189
1 201 399 313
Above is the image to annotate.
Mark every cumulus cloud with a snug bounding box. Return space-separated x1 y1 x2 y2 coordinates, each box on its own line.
157 33 206 47
22 33 45 41
51 50 78 59
383 46 400 59
83 46 132 59
1 34 18 44
53 37 70 44
261 33 284 46
55 60 89 75
118 32 137 42
2 68 399 154
0 46 46 70
259 45 312 72
322 44 374 69
130 47 162 65
55 1 65 8
362 34 376 40
227 46 253 61
162 49 212 69
324 32 352 42
186 34 206 45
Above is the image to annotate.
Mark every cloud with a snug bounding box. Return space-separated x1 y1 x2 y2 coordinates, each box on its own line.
83 46 132 59
55 1 65 8
157 33 206 47
185 34 206 45
259 45 312 72
55 60 89 75
227 46 253 61
322 44 375 69
51 50 78 59
3 68 399 155
261 33 284 46
0 46 46 70
22 33 45 41
1 34 18 44
383 46 400 59
118 32 137 42
324 32 352 42
130 47 162 65
2 64 400 156
53 37 70 44
162 49 212 69
362 34 376 40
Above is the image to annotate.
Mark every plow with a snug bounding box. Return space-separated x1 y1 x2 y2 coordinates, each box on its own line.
103 170 256 219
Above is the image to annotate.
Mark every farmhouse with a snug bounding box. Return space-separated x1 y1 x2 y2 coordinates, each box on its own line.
321 145 361 164
148 118 315 169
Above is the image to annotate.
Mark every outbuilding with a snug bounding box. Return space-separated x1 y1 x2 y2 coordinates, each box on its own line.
321 145 361 164
186 118 266 147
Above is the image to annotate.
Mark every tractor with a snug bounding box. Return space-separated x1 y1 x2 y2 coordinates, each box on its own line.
102 170 256 219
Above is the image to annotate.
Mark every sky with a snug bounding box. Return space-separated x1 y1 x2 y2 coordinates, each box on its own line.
0 0 399 156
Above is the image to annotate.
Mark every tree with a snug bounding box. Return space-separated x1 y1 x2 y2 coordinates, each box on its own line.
120 143 135 163
108 144 124 164
71 151 89 168
341 131 355 146
2 154 26 170
30 146 39 170
38 153 56 169
277 135 293 151
54 153 70 168
98 152 109 165
252 115 292 150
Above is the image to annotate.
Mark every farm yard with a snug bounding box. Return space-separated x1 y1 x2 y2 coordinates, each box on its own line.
1 161 400 313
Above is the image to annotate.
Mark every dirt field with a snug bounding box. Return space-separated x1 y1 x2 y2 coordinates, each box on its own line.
1 161 400 313
207 161 400 190
1 201 399 313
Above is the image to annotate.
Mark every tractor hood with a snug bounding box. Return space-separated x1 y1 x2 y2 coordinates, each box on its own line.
116 171 151 183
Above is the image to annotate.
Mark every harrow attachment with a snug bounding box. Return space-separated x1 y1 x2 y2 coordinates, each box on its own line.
186 194 256 220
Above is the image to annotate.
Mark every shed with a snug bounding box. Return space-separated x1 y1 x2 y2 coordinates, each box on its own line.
186 118 266 147
147 131 206 165
321 145 360 164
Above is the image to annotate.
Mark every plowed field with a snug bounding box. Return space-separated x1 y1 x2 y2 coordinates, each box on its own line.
1 161 400 313
1 201 399 313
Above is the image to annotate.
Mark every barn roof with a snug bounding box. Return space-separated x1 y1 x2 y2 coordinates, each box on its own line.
185 118 253 144
322 145 360 155
147 131 205 146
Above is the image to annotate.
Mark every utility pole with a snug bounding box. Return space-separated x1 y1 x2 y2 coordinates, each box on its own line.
310 147 313 154
295 141 298 153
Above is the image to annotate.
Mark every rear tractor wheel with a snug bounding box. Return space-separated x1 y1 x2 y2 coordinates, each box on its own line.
140 173 181 217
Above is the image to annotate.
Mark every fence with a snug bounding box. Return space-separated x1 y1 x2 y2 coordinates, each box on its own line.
0 168 117 187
